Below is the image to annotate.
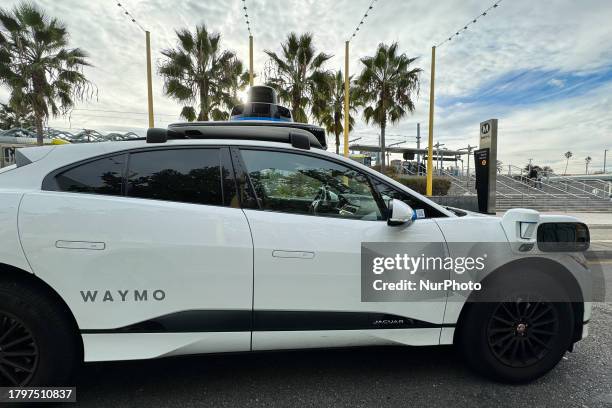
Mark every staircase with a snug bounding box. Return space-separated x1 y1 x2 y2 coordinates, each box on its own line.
437 167 612 213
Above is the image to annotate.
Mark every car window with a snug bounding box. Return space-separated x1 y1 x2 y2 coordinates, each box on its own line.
55 154 125 196
127 149 222 206
372 178 446 219
240 149 383 220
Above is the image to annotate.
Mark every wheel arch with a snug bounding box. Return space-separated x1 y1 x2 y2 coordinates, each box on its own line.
453 257 585 345
0 262 84 359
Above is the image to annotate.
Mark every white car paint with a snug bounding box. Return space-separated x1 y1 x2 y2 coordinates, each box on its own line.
0 137 591 362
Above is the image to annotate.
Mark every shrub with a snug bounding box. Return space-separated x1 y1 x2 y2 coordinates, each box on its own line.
368 167 452 195
392 176 451 196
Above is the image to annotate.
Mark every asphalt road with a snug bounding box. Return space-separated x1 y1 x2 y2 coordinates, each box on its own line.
63 309 611 408
61 234 612 408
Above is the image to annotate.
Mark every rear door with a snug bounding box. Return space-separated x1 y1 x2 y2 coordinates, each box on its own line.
19 146 253 358
234 147 449 350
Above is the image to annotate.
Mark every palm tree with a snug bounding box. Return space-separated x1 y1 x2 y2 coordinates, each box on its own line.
0 2 93 145
563 151 573 175
354 42 422 170
159 25 246 122
264 32 332 123
585 156 592 174
312 70 355 154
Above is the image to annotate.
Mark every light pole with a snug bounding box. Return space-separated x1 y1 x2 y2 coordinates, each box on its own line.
249 35 254 86
605 149 609 173
145 31 154 128
426 46 436 195
343 41 350 158
416 123 421 175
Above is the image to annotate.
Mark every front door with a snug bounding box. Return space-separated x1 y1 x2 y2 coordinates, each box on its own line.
235 148 448 350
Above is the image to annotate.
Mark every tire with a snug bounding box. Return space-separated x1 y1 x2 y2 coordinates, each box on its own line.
457 271 575 383
0 280 81 386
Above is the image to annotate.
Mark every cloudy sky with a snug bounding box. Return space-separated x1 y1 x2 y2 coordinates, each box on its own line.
1 0 611 173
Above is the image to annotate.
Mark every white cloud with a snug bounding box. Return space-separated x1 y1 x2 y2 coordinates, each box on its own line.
548 78 565 88
1 0 611 174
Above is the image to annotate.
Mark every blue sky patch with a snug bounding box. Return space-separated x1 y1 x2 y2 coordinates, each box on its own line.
438 67 612 109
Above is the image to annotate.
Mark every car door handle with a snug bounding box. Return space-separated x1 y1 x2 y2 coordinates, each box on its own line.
55 240 106 250
272 250 315 259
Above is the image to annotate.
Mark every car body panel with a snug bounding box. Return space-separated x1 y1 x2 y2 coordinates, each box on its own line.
0 191 31 273
17 191 253 342
245 209 449 349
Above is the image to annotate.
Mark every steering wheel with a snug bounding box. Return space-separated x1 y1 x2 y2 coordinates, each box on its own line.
309 185 332 215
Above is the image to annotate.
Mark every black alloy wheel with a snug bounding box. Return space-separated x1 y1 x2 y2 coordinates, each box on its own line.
0 311 39 386
487 299 560 368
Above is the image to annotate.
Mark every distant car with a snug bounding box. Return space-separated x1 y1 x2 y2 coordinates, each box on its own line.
0 91 592 386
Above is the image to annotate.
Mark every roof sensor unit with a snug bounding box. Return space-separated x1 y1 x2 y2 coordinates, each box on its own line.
230 86 292 122
248 85 277 104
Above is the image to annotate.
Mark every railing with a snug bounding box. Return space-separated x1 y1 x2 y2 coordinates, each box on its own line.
506 164 608 200
437 169 477 196
439 168 515 198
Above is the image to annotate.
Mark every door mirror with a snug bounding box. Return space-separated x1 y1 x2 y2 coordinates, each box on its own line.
387 199 414 226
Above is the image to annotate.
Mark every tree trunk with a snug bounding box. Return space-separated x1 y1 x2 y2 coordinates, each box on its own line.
334 110 340 155
335 131 340 155
199 80 209 121
292 90 301 123
380 120 386 171
379 88 386 171
32 72 45 145
35 114 44 146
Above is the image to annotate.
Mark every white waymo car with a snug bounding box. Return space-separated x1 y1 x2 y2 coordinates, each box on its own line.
0 119 592 386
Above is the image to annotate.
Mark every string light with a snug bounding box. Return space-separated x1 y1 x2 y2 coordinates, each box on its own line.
241 0 252 35
435 0 503 48
348 0 378 42
115 2 146 32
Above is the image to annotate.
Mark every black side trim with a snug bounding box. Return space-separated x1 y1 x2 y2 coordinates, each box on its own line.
254 311 452 331
81 310 454 334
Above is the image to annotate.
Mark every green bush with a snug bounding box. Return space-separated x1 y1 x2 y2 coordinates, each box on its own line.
392 176 451 196
369 164 397 177
368 167 452 195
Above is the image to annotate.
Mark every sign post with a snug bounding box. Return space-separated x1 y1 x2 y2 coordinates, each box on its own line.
477 119 498 214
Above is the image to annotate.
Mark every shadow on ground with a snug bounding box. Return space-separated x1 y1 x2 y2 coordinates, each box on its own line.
69 317 612 408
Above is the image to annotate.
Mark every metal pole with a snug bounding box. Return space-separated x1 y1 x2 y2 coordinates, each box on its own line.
605 149 608 173
343 41 350 157
426 46 436 196
145 31 154 128
249 35 254 86
466 145 472 188
416 123 421 175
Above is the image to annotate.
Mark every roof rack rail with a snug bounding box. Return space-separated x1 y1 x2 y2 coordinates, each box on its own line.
145 123 322 150
168 121 327 149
